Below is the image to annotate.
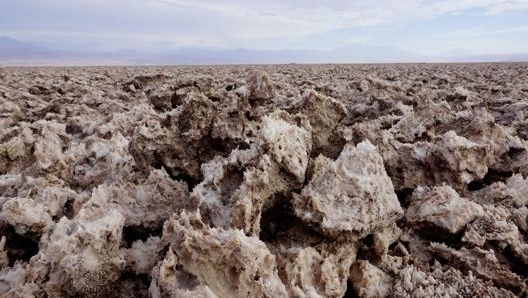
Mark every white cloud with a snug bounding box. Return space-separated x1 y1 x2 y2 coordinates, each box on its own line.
1 0 528 51
133 0 528 49
435 25 528 39
147 0 528 33
484 0 528 14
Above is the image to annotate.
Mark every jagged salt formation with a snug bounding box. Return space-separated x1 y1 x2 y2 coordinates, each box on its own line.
1 64 528 297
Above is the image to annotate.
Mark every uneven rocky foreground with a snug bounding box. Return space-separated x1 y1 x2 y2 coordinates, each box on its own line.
1 63 528 297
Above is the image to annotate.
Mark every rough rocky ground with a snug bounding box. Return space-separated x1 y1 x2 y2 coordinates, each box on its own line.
0 63 528 297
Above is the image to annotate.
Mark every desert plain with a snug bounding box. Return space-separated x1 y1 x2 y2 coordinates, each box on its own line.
0 63 528 297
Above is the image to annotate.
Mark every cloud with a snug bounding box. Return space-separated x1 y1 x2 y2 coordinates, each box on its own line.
436 25 528 39
1 0 527 50
484 0 528 14
150 0 528 44
148 0 528 32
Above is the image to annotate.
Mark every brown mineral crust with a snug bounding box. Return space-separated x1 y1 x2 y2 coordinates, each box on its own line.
249 72 275 101
440 108 528 176
88 168 190 229
342 123 433 191
129 97 210 181
65 132 135 188
145 85 177 112
429 242 527 295
275 243 356 298
149 249 219 298
462 205 528 266
426 131 491 187
258 110 312 183
469 173 528 207
3 198 126 297
262 214 359 298
162 211 288 298
397 229 436 271
290 90 347 158
366 223 402 261
391 265 516 298
0 263 27 296
512 206 528 232
194 109 312 235
349 260 393 298
129 85 251 183
0 236 8 268
0 196 55 235
293 140 403 241
1 64 528 297
406 186 484 235
125 236 164 275
0 122 35 175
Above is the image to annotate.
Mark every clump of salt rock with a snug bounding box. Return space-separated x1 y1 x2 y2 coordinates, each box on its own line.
1 64 528 297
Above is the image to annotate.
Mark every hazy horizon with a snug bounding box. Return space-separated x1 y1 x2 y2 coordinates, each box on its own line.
1 0 528 64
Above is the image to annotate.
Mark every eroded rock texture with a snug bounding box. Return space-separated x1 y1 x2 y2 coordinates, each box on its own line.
294 140 403 241
1 64 528 297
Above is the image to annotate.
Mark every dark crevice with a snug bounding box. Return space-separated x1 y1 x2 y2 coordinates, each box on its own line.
122 225 163 248
507 146 525 159
148 95 172 112
388 241 399 251
65 123 83 135
150 151 199 191
63 198 75 219
343 279 359 298
209 96 222 102
244 110 259 121
171 171 199 192
208 137 250 157
259 200 297 243
310 136 347 160
160 162 199 190
171 92 183 108
209 137 233 154
178 110 192 133
161 114 173 128
218 167 244 206
150 151 165 170
363 234 374 246
467 180 484 192
2 225 39 266
467 169 513 192
501 244 528 279
225 84 235 91
395 188 414 208
415 223 465 249
356 234 381 261
432 244 526 295
112 272 151 298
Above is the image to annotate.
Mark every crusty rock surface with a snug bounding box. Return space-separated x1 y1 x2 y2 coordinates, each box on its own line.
406 186 484 234
274 241 357 298
1 64 528 297
149 248 219 298
294 140 403 240
349 260 392 298
162 211 288 298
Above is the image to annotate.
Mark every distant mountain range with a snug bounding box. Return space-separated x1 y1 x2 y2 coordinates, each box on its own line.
1 36 527 65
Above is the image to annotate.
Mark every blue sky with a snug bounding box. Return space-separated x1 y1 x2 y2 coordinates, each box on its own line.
1 0 528 55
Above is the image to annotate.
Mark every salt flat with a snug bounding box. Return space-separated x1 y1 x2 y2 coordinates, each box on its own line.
1 63 527 297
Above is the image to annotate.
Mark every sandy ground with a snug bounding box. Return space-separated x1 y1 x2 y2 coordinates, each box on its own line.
1 63 528 297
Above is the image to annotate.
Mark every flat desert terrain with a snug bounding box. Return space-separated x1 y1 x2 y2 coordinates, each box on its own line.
1 63 528 297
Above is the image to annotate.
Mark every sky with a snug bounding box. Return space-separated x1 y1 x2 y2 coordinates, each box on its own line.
1 0 528 56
